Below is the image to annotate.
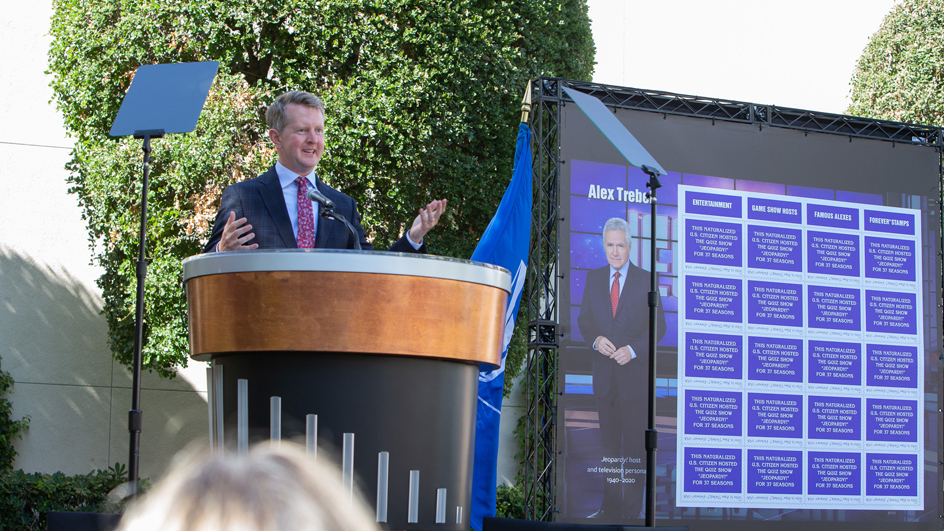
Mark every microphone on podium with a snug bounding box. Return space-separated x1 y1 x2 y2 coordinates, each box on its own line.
306 188 335 210
306 187 361 250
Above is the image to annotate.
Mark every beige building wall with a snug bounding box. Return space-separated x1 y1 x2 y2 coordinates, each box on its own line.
0 2 209 482
0 1 521 487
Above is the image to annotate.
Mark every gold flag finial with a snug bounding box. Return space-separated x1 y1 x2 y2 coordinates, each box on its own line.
520 80 532 123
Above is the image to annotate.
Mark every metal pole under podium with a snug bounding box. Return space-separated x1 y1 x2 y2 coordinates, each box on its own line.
184 250 510 531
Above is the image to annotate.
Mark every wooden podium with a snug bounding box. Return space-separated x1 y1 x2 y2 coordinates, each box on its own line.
184 250 510 530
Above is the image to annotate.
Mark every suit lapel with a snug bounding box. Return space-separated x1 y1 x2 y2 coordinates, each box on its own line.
259 167 297 248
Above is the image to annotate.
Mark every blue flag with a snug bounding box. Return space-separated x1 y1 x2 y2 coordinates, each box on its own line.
469 123 532 531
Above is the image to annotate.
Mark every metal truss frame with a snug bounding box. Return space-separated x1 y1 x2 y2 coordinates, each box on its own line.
523 76 562 522
556 79 943 146
522 77 944 521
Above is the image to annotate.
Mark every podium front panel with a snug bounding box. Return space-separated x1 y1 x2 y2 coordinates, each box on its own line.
184 250 509 365
184 250 511 530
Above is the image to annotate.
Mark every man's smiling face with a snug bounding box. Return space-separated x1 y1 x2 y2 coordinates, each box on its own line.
269 103 325 176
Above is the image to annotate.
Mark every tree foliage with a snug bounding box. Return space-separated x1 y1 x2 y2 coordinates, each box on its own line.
0 359 29 472
847 0 944 126
49 0 594 379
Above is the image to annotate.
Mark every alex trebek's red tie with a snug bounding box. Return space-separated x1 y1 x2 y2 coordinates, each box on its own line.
610 271 620 317
296 176 316 249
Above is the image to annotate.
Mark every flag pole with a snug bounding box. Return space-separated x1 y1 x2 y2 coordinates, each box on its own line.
469 83 534 531
521 80 532 123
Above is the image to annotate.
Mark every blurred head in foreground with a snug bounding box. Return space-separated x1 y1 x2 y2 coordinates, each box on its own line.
118 442 378 531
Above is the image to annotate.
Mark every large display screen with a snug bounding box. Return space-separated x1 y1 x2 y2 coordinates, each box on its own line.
556 101 941 531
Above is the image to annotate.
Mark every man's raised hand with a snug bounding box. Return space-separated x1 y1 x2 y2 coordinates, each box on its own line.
219 211 258 251
408 199 448 243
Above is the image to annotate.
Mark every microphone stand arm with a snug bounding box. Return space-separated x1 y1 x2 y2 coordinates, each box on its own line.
320 209 362 250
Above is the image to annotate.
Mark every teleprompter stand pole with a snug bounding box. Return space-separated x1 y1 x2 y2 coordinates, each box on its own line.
557 84 683 529
127 130 163 497
108 61 219 499
643 165 662 528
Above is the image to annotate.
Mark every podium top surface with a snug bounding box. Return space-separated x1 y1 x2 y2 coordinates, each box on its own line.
183 249 511 292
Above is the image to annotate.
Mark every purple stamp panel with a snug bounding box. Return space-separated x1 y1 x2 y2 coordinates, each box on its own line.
685 333 742 379
570 196 629 235
739 180 784 195
747 393 802 438
788 185 833 200
865 291 918 335
864 209 916 236
588 184 651 203
866 344 918 388
808 286 860 331
747 336 803 382
748 281 802 327
685 390 742 436
838 191 883 205
807 203 859 230
866 454 918 496
808 341 861 386
747 225 802 272
686 190 742 218
570 159 625 195
571 232 610 269
865 237 917 281
685 276 742 323
808 452 861 495
807 231 860 277
747 197 802 224
747 450 803 494
683 447 742 493
808 396 861 440
685 219 742 266
618 186 654 204
866 399 919 442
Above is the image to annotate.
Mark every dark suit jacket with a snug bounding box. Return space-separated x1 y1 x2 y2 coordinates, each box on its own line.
577 262 666 401
204 166 425 253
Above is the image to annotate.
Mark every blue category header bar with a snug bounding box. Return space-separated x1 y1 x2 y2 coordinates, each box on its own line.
864 209 916 235
686 191 742 218
747 197 802 224
806 203 859 230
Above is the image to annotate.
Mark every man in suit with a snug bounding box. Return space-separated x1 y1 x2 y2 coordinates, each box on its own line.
205 91 445 253
577 217 666 520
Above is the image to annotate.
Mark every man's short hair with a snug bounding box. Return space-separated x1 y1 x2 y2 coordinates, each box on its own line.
602 217 632 247
266 91 325 133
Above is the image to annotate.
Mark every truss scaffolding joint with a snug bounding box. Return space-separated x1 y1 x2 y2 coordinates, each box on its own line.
528 320 559 348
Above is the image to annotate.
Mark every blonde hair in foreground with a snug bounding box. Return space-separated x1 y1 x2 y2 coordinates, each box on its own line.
118 442 378 531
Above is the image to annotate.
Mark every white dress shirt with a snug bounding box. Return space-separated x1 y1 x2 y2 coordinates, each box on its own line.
275 161 319 240
276 161 421 249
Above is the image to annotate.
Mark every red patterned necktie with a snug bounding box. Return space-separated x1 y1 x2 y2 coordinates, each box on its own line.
610 271 620 317
296 176 316 248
